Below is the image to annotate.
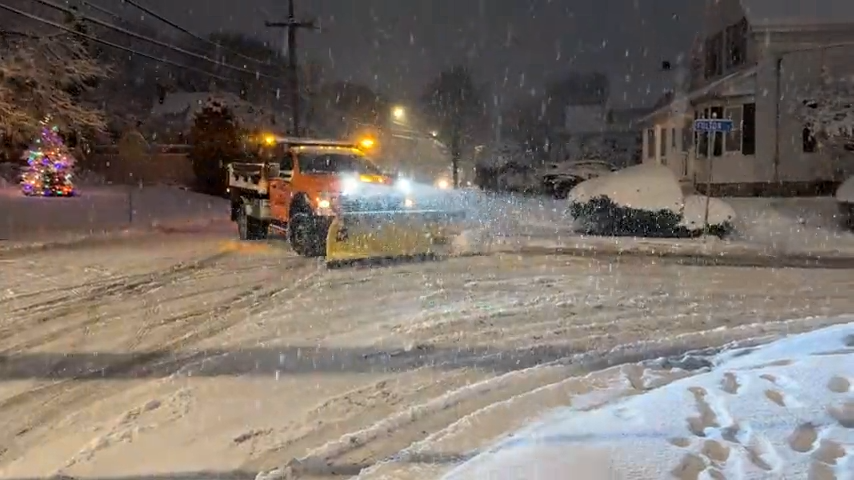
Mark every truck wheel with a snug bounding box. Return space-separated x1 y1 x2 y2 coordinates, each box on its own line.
237 208 269 240
289 212 327 257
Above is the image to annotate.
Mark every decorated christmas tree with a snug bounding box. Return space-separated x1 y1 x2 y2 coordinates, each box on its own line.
20 121 77 197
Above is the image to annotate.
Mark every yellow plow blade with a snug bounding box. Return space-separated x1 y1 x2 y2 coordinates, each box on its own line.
325 211 459 265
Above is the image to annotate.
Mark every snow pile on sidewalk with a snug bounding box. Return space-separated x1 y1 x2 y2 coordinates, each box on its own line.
729 197 854 255
0 185 228 243
443 322 854 480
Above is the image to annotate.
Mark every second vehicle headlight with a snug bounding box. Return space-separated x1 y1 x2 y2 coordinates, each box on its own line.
396 178 412 193
341 175 360 194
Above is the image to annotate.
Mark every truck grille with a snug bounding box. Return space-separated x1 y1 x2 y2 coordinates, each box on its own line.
338 194 408 213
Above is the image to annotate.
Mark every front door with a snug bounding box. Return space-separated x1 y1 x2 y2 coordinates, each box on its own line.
269 151 296 221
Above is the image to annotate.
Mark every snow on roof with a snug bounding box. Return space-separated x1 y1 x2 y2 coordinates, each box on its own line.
740 0 854 28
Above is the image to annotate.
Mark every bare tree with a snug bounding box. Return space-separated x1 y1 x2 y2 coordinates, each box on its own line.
0 33 108 142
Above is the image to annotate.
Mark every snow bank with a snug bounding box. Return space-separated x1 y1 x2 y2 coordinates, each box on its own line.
0 185 228 242
836 176 854 204
728 197 854 254
679 194 737 236
568 164 735 237
444 321 854 480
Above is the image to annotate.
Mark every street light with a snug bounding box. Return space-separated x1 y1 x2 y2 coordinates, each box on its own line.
392 106 405 120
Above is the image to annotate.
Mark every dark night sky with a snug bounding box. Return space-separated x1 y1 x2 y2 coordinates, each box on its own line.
109 0 703 105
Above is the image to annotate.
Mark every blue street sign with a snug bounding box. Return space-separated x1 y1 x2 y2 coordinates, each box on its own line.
693 119 734 132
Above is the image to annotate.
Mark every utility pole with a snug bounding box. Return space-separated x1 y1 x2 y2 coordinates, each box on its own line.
265 0 317 136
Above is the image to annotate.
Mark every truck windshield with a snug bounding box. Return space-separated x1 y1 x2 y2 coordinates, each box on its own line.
298 153 384 175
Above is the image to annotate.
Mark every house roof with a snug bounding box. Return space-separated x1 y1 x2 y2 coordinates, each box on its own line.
740 0 854 29
636 66 758 125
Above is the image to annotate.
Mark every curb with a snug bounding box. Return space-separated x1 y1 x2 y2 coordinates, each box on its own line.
0 218 230 258
507 244 854 269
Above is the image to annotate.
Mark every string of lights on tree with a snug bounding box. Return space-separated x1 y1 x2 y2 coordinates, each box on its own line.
20 118 76 197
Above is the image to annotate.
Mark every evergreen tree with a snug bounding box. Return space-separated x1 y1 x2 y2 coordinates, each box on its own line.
189 98 242 195
20 120 76 196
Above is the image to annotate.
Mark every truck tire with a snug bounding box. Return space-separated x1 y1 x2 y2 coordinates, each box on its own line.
237 207 269 241
289 211 328 257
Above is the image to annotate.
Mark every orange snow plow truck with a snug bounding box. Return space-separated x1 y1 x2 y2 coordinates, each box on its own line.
227 134 464 265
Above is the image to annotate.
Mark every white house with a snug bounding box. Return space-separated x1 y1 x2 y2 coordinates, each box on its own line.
640 0 854 195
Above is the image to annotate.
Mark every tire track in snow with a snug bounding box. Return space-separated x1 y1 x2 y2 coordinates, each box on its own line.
248 316 854 479
0 249 236 354
0 256 321 467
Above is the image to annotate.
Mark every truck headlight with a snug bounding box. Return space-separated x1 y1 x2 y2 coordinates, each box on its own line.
341 176 359 195
396 178 412 193
436 178 450 189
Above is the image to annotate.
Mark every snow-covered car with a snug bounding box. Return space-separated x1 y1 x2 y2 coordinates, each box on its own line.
539 160 618 199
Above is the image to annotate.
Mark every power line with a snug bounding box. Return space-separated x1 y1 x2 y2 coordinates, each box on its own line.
0 2 253 87
26 0 288 83
118 0 279 70
79 0 122 21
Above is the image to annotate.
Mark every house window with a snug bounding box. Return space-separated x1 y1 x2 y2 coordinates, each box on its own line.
725 18 748 70
671 128 677 149
704 32 724 79
724 105 743 152
646 129 655 159
803 126 818 152
742 103 756 155
660 128 668 158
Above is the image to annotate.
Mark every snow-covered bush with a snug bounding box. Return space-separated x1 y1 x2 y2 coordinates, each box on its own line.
477 141 533 170
797 71 854 151
568 164 735 237
475 141 537 192
0 161 21 185
679 195 737 238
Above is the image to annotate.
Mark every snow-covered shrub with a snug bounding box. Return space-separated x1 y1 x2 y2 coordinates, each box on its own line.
475 141 537 192
679 195 736 237
73 168 106 186
0 161 21 185
569 164 735 237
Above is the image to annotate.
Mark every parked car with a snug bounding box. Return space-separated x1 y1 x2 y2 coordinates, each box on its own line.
539 160 618 199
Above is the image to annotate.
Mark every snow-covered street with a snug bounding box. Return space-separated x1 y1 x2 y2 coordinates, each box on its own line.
2 230 854 479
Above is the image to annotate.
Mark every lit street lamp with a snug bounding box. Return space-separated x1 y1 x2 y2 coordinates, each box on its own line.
392 106 405 121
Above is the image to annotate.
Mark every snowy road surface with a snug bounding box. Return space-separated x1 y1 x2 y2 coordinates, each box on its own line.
1 232 854 479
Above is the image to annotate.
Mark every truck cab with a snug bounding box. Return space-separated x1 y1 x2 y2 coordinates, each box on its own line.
228 135 407 256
